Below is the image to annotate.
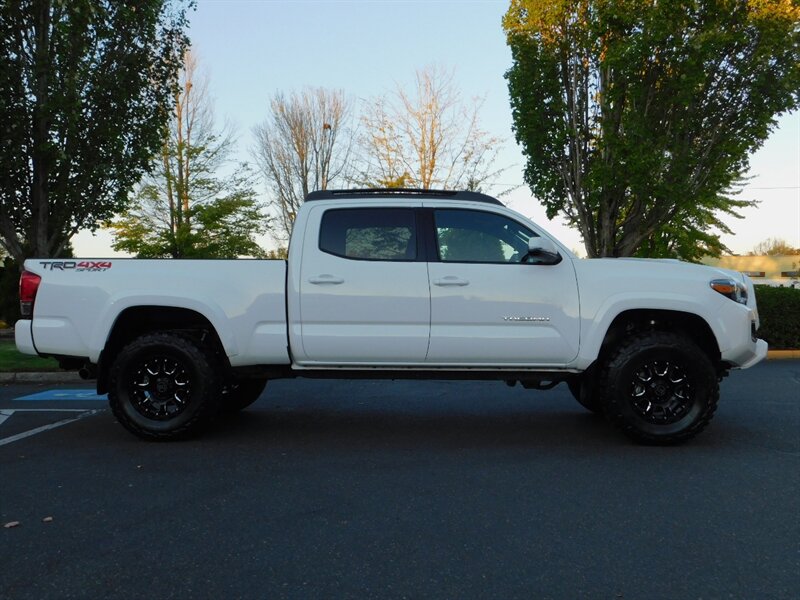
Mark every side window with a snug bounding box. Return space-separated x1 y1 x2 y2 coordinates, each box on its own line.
319 208 417 261
434 209 536 264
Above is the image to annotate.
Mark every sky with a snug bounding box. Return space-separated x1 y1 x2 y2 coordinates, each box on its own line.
73 0 800 258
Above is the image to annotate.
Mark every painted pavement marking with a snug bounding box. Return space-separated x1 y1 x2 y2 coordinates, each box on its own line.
0 409 103 447
13 389 107 402
0 409 13 427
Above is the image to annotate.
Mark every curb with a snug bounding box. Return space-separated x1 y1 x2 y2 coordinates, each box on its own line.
0 372 83 384
767 350 800 359
2 350 798 385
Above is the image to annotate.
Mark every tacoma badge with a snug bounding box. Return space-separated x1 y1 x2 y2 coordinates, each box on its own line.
502 316 550 322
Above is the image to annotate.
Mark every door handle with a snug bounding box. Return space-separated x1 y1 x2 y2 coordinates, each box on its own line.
433 276 469 287
308 274 344 285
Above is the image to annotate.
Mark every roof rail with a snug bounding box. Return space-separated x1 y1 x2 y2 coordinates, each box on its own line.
305 188 504 206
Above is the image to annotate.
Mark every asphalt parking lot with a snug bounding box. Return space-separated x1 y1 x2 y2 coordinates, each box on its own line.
1 360 798 599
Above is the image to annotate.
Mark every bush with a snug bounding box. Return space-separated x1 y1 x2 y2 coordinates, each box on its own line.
0 259 21 326
755 285 800 349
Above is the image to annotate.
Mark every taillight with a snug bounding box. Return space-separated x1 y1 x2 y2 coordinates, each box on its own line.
19 271 41 317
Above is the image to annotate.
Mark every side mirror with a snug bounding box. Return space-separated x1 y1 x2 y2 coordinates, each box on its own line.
526 237 562 265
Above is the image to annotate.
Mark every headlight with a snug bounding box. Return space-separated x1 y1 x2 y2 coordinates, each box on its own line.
710 278 748 304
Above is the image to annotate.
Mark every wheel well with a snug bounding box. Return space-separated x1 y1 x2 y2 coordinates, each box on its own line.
97 306 229 394
598 309 720 366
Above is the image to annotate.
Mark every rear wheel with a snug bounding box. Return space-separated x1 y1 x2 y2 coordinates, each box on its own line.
600 331 719 444
108 332 222 440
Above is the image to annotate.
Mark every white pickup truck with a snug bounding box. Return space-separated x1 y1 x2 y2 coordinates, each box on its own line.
15 189 767 443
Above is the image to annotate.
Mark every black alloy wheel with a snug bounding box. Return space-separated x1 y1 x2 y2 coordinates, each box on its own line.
129 356 192 420
600 331 719 444
629 360 693 425
108 332 222 440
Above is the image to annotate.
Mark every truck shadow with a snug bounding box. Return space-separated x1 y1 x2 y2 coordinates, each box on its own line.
208 405 624 450
196 376 736 450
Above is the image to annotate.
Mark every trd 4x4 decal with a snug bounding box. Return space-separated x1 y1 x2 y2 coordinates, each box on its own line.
39 261 112 272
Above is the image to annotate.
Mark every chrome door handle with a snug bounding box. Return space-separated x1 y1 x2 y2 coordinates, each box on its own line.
308 275 344 285
433 276 469 287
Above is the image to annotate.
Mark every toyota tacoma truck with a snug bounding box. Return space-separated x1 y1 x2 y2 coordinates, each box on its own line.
15 189 767 443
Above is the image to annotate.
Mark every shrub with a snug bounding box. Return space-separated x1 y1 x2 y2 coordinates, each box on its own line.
754 285 800 349
0 259 20 327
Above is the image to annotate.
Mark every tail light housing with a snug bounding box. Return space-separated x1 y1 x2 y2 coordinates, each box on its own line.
19 271 41 317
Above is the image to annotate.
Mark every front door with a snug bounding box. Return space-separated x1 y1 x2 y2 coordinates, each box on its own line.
425 208 580 366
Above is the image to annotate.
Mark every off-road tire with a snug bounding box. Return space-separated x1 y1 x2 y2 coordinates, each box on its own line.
600 331 719 445
108 332 223 440
220 378 267 413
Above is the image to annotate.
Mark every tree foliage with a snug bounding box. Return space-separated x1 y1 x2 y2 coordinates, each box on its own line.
110 52 267 259
253 88 354 243
359 66 506 192
0 0 192 264
749 237 800 256
504 0 800 259
265 247 288 260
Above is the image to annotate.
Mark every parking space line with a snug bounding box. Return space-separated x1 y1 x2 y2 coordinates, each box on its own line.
0 409 102 447
13 389 107 402
3 409 94 412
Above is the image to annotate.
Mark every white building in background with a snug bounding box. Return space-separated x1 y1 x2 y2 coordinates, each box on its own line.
701 254 800 288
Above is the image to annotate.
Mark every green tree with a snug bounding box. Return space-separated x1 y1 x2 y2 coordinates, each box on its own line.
0 0 191 264
504 0 800 259
110 52 268 259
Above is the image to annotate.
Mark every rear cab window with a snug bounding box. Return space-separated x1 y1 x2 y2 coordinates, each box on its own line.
319 208 418 261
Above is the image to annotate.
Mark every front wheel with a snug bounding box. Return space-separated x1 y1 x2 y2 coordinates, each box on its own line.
108 332 222 440
600 332 719 445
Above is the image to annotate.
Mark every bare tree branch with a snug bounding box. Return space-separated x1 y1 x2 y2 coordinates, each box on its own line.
359 66 507 193
252 88 354 243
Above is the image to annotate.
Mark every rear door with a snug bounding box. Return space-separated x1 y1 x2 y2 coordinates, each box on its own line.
296 204 431 365
425 207 580 366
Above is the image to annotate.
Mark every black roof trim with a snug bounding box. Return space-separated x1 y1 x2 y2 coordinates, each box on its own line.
305 188 503 206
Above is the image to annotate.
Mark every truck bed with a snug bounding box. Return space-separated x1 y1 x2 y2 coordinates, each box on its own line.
16 259 290 366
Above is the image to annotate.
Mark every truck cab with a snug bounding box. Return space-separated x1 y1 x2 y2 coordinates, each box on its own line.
288 189 580 367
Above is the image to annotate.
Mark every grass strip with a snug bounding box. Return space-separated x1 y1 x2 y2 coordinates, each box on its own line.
0 339 60 372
